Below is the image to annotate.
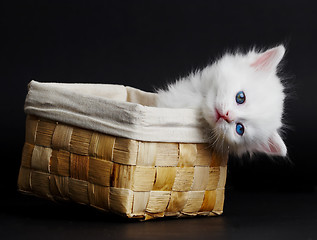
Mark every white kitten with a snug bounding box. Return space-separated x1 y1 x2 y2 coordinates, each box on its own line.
156 45 287 157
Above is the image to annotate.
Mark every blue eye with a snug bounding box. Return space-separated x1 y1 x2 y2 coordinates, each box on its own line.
236 91 246 104
236 123 244 136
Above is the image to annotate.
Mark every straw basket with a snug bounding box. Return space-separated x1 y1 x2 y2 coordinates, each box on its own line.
17 81 228 220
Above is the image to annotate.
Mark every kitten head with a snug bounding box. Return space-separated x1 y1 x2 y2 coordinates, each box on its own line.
201 45 287 157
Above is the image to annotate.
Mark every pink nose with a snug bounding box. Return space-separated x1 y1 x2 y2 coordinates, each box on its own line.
216 109 232 123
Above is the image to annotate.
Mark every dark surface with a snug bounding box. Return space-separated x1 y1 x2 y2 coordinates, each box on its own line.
1 1 317 239
1 190 316 240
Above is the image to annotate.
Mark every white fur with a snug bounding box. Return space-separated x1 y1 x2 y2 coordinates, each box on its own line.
156 45 287 157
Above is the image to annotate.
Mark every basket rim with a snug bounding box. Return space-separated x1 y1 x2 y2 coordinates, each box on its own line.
24 81 207 143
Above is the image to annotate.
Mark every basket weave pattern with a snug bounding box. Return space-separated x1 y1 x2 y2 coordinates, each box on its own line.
18 115 228 220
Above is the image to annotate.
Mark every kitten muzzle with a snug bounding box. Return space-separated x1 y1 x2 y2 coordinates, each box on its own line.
216 109 233 123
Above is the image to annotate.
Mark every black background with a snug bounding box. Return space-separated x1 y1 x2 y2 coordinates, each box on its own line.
1 1 317 239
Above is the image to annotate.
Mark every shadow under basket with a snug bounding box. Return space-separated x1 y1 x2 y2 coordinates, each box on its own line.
18 81 228 220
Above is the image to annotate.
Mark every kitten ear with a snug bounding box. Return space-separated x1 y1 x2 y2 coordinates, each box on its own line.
251 45 285 71
256 131 287 157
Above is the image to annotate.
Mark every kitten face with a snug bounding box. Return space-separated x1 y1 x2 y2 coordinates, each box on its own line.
201 46 287 156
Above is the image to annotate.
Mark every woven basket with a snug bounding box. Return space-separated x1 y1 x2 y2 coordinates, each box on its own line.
17 81 228 220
